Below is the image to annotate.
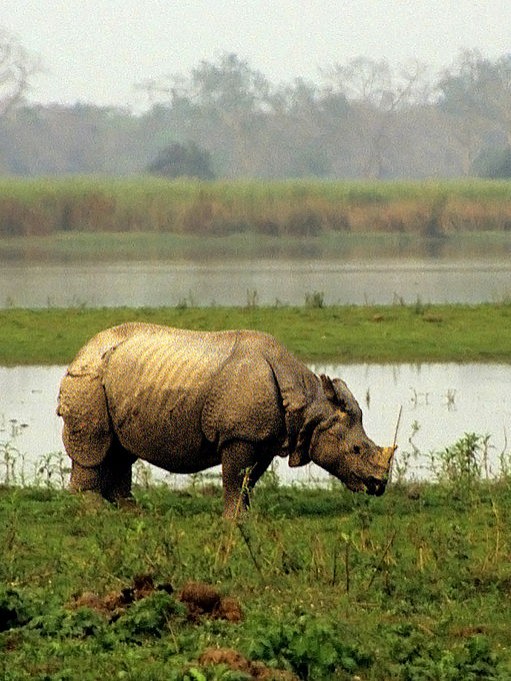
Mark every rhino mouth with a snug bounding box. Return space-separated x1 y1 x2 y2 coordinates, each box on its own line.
364 476 387 496
344 474 387 496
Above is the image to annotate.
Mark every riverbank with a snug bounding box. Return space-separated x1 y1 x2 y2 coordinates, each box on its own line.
1 482 511 679
1 303 510 365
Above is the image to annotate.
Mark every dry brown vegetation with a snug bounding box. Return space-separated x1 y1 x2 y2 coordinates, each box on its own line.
1 178 511 238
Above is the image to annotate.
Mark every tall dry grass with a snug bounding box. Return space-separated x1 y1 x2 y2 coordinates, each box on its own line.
1 177 511 238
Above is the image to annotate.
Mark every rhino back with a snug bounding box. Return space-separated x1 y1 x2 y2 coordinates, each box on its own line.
62 323 313 470
66 323 152 374
101 328 241 465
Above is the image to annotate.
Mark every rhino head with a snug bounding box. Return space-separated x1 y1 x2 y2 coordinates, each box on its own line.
291 374 395 496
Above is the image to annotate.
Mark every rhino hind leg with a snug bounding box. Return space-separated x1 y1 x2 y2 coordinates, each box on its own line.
60 373 135 502
68 438 136 503
69 457 102 495
98 439 137 502
64 417 110 497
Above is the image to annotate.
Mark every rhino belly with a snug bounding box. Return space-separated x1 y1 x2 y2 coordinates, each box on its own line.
109 393 217 473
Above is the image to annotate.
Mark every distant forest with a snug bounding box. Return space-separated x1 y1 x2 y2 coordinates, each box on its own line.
2 38 511 179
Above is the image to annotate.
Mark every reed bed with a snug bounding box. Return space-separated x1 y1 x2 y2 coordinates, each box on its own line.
1 177 511 237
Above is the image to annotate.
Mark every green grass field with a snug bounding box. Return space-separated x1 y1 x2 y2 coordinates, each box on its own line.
1 475 511 680
1 303 510 365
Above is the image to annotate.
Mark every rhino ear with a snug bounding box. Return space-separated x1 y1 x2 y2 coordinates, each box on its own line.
322 375 361 419
320 374 337 402
321 374 349 411
288 403 324 468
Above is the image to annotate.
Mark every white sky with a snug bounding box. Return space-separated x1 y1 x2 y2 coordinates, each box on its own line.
2 1 511 110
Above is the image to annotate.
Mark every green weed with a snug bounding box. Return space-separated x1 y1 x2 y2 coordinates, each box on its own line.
247 612 373 678
430 432 492 497
304 291 325 308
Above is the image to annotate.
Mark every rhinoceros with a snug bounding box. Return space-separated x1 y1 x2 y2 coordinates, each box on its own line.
57 323 394 517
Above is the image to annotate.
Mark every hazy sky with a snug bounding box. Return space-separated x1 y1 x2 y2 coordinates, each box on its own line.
2 1 511 110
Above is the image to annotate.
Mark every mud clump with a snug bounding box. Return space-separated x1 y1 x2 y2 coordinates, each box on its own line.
71 574 173 619
179 580 243 622
199 647 298 680
71 576 242 624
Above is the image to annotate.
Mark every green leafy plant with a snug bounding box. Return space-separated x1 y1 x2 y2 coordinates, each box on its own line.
114 591 185 642
0 587 34 631
431 432 491 498
247 613 372 678
386 625 501 680
304 290 325 308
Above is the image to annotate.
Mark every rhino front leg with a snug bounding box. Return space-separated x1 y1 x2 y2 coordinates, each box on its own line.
221 440 256 519
69 459 102 494
221 441 274 519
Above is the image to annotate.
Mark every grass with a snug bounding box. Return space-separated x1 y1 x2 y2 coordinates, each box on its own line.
1 475 511 679
2 177 511 237
0 303 510 365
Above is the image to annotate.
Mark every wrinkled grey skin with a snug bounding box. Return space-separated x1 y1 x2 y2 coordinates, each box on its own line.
57 323 394 517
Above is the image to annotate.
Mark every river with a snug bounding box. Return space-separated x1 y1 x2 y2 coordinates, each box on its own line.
1 363 509 486
1 257 511 307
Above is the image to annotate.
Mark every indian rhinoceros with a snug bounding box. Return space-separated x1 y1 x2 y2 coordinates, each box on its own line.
57 323 395 517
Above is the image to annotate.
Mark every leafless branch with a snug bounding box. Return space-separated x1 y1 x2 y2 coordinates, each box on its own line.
0 28 39 116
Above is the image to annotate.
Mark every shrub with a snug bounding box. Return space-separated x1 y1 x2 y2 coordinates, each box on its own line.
114 592 185 642
429 433 491 501
147 142 215 180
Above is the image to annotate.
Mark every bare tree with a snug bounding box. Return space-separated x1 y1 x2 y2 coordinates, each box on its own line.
0 28 38 116
437 50 511 174
324 57 432 177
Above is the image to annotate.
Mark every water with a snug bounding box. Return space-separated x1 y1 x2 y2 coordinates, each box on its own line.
1 363 509 486
1 258 511 307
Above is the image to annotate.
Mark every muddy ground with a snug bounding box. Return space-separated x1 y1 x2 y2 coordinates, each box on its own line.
70 574 295 680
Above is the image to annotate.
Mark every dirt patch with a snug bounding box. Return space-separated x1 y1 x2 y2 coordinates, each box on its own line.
179 580 243 622
71 575 242 623
72 573 173 619
199 647 298 680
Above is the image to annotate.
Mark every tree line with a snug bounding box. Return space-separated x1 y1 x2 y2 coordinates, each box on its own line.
1 29 511 179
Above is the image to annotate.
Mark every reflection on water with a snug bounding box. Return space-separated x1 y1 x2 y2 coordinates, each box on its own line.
2 232 511 308
2 258 511 307
1 363 509 485
3 233 511 264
